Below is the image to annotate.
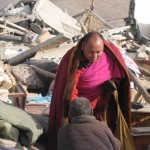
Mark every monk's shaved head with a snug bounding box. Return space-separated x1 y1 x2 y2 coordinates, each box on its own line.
81 32 104 63
85 34 104 49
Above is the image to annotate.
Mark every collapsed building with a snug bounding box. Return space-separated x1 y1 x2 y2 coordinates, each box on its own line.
0 0 149 149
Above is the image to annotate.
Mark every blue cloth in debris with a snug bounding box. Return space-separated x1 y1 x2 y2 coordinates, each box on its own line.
0 145 16 150
26 95 51 104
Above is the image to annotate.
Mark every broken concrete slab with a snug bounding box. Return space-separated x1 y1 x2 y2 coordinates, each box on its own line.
101 26 131 39
6 14 36 24
37 28 52 44
136 51 149 60
135 45 149 59
10 5 31 14
0 0 20 11
33 0 82 38
0 4 31 16
108 34 127 41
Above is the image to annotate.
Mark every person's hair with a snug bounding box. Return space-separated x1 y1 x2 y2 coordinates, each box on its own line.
69 97 92 118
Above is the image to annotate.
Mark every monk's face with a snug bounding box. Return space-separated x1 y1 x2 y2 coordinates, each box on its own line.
82 36 104 63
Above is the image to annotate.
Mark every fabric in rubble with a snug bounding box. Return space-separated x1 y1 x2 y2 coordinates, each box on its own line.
11 64 44 89
0 101 43 147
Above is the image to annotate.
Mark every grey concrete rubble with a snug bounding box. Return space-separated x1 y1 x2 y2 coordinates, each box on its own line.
32 0 82 38
0 0 149 149
100 24 150 106
7 33 69 65
0 0 84 61
0 0 148 107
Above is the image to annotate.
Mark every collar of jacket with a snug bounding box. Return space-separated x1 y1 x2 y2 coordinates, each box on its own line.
71 115 99 124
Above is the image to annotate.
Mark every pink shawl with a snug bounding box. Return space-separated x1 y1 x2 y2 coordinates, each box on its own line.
77 51 125 101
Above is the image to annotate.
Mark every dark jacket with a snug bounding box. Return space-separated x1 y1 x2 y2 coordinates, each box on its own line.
57 115 120 150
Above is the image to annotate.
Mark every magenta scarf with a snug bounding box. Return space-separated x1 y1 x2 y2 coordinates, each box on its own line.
77 51 125 101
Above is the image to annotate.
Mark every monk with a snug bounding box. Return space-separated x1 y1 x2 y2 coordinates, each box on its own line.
48 31 131 150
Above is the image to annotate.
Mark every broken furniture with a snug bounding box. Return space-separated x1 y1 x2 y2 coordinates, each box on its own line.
131 127 150 150
74 9 111 32
8 82 26 109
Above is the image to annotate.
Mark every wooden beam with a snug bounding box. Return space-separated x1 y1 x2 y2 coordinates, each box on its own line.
0 18 28 33
31 65 56 79
129 69 150 104
79 21 88 34
138 66 150 77
8 33 69 65
0 35 21 42
0 24 25 35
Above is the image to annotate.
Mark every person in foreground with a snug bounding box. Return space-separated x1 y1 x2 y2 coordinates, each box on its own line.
48 31 131 150
57 97 121 150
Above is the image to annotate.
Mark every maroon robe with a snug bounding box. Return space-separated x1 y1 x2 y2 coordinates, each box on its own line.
48 40 131 150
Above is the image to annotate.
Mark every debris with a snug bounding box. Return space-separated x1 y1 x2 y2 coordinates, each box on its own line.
33 0 82 38
74 9 111 32
7 33 69 65
0 17 28 33
101 26 131 39
11 64 44 90
0 100 43 147
31 65 56 79
136 51 149 60
37 28 52 43
138 66 150 78
0 63 14 90
0 24 25 35
129 69 150 104
9 82 26 109
0 34 22 42
0 138 27 150
79 21 88 34
0 0 149 149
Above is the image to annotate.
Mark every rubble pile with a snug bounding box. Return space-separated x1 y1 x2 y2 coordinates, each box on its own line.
101 25 150 104
0 0 83 61
0 1 84 148
0 0 84 104
0 0 149 149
